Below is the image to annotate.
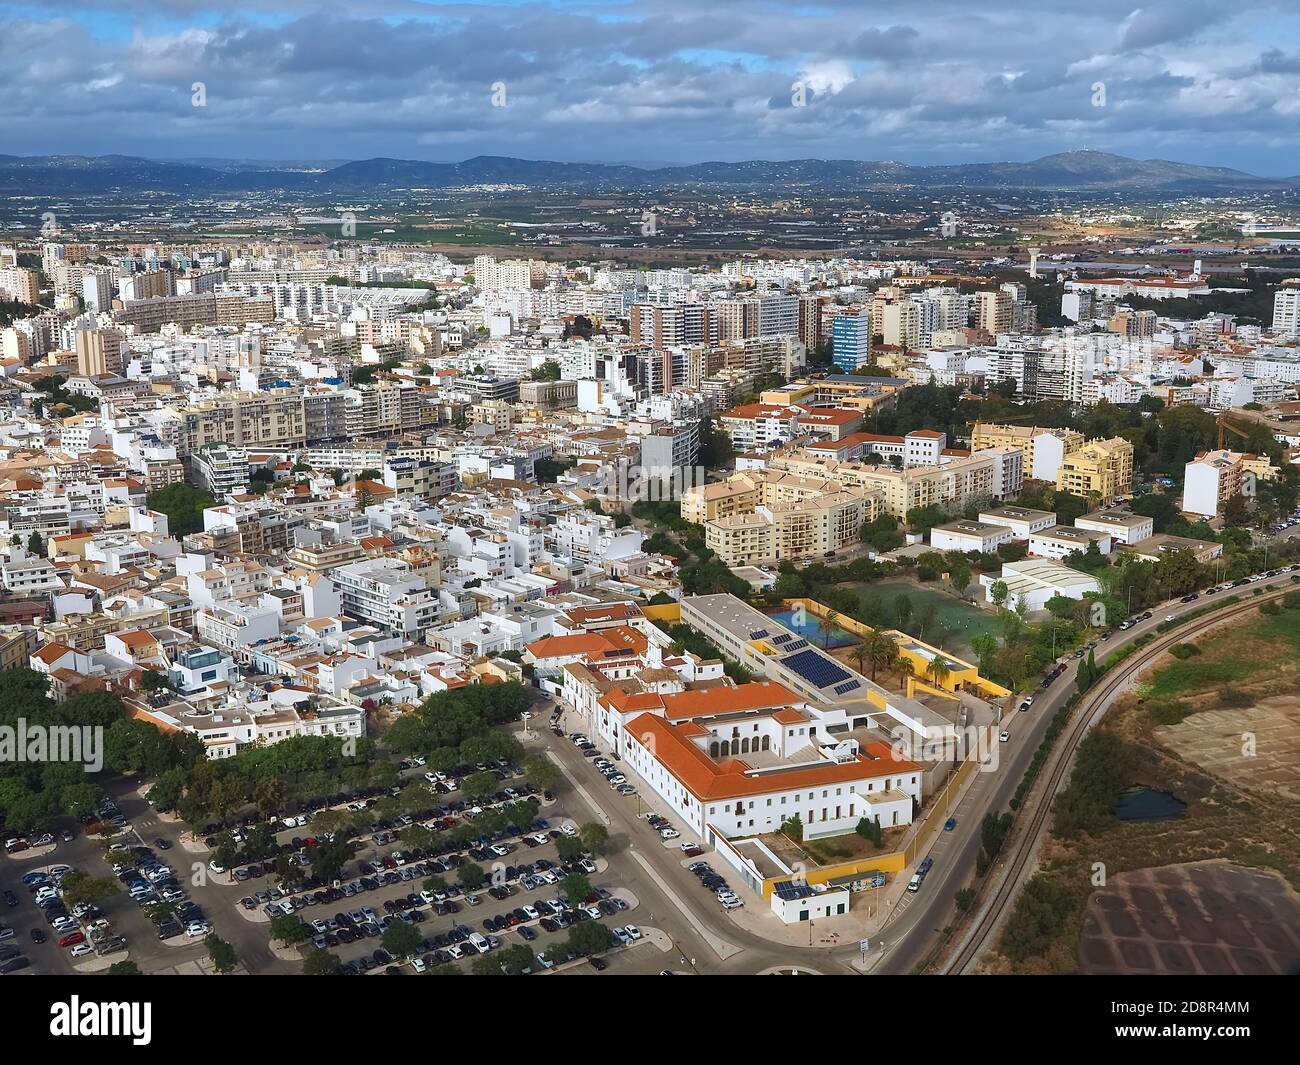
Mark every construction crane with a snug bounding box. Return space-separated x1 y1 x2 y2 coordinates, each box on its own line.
1217 413 1254 450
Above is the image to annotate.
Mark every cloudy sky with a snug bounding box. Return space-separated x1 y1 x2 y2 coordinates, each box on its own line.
3 0 1300 173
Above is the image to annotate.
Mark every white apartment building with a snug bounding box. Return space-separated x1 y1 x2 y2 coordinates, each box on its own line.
929 520 1013 554
333 557 440 639
1028 524 1113 560
978 505 1056 540
1075 510 1154 547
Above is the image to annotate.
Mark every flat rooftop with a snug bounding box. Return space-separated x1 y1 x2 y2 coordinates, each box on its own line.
1079 509 1152 529
980 505 1056 523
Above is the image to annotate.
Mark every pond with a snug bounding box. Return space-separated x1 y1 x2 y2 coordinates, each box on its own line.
1114 786 1187 822
763 607 858 649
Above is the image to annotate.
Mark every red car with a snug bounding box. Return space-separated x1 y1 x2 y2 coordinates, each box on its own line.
58 931 85 947
303 837 318 848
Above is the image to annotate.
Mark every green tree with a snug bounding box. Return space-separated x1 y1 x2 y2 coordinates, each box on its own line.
302 949 342 975
459 770 498 801
146 483 217 536
269 914 313 944
893 593 913 630
578 822 610 855
60 870 119 908
560 872 592 906
107 960 141 975
204 933 238 974
950 563 972 599
565 921 613 957
924 656 952 690
524 754 561 793
458 862 486 890
381 921 422 959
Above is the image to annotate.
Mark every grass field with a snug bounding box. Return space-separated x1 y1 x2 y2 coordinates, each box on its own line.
1141 609 1300 700
852 577 999 657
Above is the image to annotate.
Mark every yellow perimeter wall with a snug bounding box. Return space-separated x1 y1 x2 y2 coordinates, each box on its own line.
643 602 682 624
761 751 981 897
780 597 1011 700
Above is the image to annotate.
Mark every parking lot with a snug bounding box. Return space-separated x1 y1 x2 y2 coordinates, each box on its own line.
1 791 211 976
2 702 734 977
164 750 660 975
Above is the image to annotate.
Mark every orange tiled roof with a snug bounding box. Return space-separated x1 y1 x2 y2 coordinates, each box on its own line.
625 715 920 801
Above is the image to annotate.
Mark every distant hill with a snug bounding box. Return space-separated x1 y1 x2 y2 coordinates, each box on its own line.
0 149 1293 195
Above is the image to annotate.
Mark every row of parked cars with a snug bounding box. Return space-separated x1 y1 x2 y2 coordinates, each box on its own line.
640 811 682 841
592 755 637 797
687 861 744 910
17 864 127 965
110 844 210 940
245 817 566 927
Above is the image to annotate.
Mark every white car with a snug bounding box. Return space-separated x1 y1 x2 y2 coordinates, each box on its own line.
69 943 94 958
208 860 225 875
560 824 578 837
999 730 1010 742
409 955 426 973
185 921 210 938
623 925 642 940
659 828 680 840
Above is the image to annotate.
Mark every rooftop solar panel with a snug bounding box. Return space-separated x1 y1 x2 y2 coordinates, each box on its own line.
782 648 851 690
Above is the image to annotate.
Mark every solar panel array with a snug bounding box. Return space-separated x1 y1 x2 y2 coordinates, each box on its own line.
782 648 852 690
832 679 861 695
773 880 817 901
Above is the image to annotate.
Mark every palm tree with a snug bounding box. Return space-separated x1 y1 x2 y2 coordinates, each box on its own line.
925 656 952 690
850 640 872 678
818 610 840 649
866 633 898 680
895 657 915 689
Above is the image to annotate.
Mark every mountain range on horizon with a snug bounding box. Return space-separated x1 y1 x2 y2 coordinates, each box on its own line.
1 149 1295 196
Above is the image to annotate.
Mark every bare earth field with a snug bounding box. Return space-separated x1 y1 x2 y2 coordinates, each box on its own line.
1079 861 1300 976
1155 695 1300 803
985 603 1300 973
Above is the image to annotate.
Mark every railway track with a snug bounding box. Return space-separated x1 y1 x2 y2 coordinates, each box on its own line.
942 584 1293 975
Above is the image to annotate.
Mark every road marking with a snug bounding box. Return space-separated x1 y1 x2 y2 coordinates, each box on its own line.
545 750 610 826
627 848 742 961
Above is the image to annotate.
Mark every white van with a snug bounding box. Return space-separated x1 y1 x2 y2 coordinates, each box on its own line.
468 932 490 954
907 874 923 892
